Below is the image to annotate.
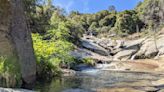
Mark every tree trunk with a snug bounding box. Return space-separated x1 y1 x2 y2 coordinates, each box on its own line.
0 0 36 87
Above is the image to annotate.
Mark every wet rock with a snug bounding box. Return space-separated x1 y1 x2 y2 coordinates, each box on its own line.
109 80 153 88
61 69 76 76
0 88 35 92
73 64 94 71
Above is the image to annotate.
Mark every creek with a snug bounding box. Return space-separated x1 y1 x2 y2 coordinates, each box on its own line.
35 64 164 92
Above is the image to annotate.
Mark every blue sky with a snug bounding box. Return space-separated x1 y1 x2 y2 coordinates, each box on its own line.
53 0 143 14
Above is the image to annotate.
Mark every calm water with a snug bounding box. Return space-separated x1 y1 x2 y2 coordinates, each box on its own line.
35 69 163 92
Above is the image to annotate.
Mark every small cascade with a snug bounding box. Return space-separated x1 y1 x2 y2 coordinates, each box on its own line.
95 61 111 70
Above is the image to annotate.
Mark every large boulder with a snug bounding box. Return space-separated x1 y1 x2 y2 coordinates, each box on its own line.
80 38 109 56
135 37 158 59
70 48 92 59
70 48 112 62
124 38 145 49
98 38 124 50
156 34 164 56
113 49 137 61
98 38 117 49
0 0 36 87
134 32 164 59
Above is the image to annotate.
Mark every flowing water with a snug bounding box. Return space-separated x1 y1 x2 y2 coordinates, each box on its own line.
35 65 164 92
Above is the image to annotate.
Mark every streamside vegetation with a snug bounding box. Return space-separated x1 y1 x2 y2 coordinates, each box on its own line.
0 0 163 87
26 0 164 78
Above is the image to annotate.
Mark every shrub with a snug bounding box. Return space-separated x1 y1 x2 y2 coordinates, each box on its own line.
82 58 95 66
32 33 74 78
0 56 21 87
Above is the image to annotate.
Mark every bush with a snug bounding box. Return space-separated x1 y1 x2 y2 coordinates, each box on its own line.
82 58 95 66
0 56 21 87
32 33 74 78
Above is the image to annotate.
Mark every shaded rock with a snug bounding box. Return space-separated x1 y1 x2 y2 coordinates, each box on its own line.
73 64 94 71
158 89 164 92
70 48 92 59
124 38 145 49
80 38 109 56
0 0 36 87
111 48 122 55
10 0 36 85
109 80 153 88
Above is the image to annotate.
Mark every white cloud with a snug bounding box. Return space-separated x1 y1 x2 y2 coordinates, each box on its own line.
53 0 74 13
65 0 74 12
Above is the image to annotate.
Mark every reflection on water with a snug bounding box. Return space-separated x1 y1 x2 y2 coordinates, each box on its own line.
35 70 162 92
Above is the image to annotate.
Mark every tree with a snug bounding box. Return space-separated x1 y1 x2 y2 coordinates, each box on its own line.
99 14 116 27
108 5 116 12
114 10 141 34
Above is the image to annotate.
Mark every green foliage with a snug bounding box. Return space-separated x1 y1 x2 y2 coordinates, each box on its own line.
26 0 164 79
32 33 74 77
82 58 95 66
46 22 71 40
136 0 162 28
32 10 75 76
99 14 116 27
0 56 21 87
114 10 142 34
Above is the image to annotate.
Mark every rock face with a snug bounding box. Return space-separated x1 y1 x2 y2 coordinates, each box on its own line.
81 38 109 56
77 29 164 62
134 33 164 59
71 48 112 63
113 49 137 61
134 37 158 59
0 0 36 87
